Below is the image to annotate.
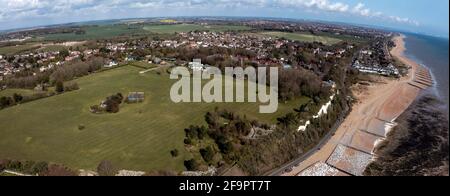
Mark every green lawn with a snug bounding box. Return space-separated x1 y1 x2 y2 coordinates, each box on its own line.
143 24 252 34
259 31 342 45
129 61 159 69
0 65 307 172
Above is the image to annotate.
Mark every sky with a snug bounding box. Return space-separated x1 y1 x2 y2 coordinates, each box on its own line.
0 0 448 37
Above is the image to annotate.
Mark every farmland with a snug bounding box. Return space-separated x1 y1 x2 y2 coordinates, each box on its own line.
259 31 342 45
0 65 308 172
33 24 252 41
38 25 148 41
143 24 252 34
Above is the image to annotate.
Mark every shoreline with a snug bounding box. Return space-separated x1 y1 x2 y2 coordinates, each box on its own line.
284 34 432 176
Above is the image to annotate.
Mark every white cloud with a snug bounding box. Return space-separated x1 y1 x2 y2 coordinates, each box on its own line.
0 0 420 27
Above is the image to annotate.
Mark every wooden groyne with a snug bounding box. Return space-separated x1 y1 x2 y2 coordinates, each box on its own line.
409 65 434 90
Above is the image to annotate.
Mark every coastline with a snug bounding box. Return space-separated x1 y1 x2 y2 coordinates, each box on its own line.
284 34 431 176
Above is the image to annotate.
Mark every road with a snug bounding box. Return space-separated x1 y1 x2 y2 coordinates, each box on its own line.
265 111 348 176
265 45 358 176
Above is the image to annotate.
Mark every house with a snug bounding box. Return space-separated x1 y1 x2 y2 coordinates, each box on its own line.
127 92 145 103
125 56 136 62
282 64 292 69
104 61 118 68
153 57 162 64
189 59 207 71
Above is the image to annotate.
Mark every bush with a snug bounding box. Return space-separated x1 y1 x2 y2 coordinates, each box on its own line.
184 159 199 171
198 126 208 140
170 149 179 157
64 82 80 92
0 159 9 171
200 146 215 163
78 124 86 130
90 105 104 114
13 93 23 103
97 160 118 176
0 96 13 109
184 138 192 145
104 93 123 113
55 81 64 93
31 161 49 174
40 164 77 176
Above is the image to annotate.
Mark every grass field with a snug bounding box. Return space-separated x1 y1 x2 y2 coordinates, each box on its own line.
0 43 41 55
129 61 159 69
0 65 308 172
39 25 148 41
0 88 36 97
36 24 251 41
143 24 252 34
259 31 342 45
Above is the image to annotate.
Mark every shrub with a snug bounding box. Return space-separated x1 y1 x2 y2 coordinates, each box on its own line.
31 161 49 174
184 138 192 145
78 124 86 130
64 82 80 92
13 93 23 103
55 81 64 93
184 159 199 171
200 146 215 163
170 149 179 157
97 160 118 176
0 96 13 109
40 164 77 176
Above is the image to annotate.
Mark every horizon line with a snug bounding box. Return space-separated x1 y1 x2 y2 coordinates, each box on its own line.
1 15 448 40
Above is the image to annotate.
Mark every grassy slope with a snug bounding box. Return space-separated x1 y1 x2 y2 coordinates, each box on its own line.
0 65 307 171
260 31 342 45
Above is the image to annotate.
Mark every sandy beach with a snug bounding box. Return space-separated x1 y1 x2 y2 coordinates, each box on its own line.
284 35 433 176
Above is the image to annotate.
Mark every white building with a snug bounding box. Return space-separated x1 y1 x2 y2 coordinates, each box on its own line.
188 59 208 71
104 61 118 68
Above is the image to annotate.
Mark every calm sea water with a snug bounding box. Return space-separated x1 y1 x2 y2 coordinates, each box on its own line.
403 33 449 108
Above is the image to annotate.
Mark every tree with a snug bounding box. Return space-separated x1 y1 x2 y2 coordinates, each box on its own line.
184 159 199 171
55 81 64 93
97 160 118 176
200 146 215 163
0 96 13 108
184 138 192 145
40 164 77 176
197 126 208 140
31 161 49 175
13 93 23 103
59 49 69 58
185 126 199 140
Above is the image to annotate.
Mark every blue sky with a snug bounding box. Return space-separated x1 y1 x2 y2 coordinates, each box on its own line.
0 0 448 37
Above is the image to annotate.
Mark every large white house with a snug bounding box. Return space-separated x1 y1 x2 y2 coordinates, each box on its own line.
188 59 208 71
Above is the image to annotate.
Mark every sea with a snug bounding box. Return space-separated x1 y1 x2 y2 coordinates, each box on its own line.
403 33 450 109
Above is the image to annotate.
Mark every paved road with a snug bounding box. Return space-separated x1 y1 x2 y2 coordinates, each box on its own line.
2 170 33 176
265 49 356 176
265 112 347 176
